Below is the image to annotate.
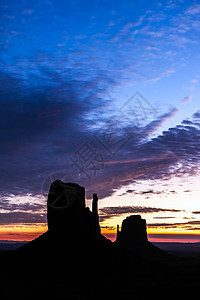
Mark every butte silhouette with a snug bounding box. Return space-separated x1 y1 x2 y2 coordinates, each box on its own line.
14 180 170 261
1 180 200 300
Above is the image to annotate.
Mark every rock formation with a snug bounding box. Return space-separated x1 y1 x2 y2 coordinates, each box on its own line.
1 180 181 300
6 180 172 264
116 214 172 260
15 180 112 261
116 215 148 254
47 180 100 236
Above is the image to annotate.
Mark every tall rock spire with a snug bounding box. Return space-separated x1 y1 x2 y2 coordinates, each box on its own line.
92 193 101 234
92 193 98 215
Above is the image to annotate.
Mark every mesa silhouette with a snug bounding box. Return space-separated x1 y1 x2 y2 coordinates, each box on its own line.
1 180 200 300
13 180 170 261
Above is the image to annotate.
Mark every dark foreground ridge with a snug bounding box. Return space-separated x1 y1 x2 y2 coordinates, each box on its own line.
1 180 200 299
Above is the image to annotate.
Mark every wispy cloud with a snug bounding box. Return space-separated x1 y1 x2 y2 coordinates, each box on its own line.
1 0 200 228
190 79 198 84
148 67 175 83
185 4 200 15
147 220 200 231
2 70 200 203
181 94 192 104
22 9 34 15
99 206 183 222
0 212 46 224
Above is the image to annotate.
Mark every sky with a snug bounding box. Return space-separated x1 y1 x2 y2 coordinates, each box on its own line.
1 0 200 242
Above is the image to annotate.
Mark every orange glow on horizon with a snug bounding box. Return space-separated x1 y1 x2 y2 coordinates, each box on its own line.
102 231 200 243
1 222 200 243
1 229 200 243
0 223 47 241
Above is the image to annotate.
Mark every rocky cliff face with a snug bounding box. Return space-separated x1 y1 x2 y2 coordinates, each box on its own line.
116 214 173 261
116 215 148 253
15 180 110 260
47 180 100 237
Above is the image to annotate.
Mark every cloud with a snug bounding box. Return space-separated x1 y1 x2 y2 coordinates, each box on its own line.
22 9 33 15
2 77 200 204
0 198 45 212
162 67 175 77
101 225 116 230
185 4 200 15
0 212 46 224
108 21 115 27
110 22 135 42
181 94 192 104
99 206 183 221
132 16 145 27
192 110 200 121
147 220 200 229
119 189 164 196
140 190 161 195
1 1 200 213
0 66 117 198
153 217 176 219
148 67 175 83
126 189 135 193
1 62 200 207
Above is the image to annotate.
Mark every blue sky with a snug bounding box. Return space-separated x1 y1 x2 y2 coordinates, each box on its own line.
1 0 200 240
1 0 200 123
